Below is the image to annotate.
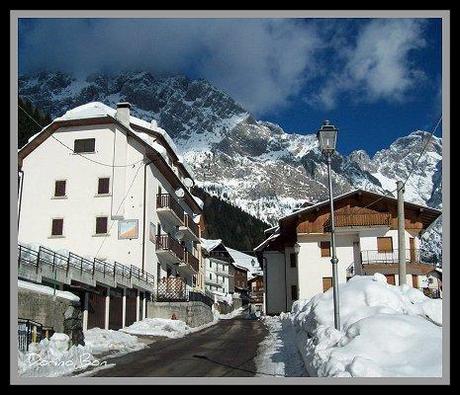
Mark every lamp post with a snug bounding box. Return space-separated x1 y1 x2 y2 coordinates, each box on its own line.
317 120 341 330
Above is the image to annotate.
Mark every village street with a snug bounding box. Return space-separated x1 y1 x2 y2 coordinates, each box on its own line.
92 314 270 377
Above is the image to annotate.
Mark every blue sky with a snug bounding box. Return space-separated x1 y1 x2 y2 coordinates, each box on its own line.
18 18 442 155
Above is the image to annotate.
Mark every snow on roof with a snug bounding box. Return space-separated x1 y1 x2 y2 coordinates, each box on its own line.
200 238 223 252
253 230 280 252
54 102 185 170
192 195 204 210
18 279 80 302
226 247 260 279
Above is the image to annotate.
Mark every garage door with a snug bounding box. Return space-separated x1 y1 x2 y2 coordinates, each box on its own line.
385 274 396 285
87 288 106 330
126 289 137 327
109 288 123 330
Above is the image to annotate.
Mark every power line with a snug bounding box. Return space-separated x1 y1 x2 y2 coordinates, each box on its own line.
94 160 150 259
18 103 145 168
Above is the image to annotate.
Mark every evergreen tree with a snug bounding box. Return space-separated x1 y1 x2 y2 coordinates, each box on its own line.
18 96 52 148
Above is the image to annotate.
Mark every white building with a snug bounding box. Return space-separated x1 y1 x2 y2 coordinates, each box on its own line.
254 189 442 315
201 239 234 297
18 102 205 294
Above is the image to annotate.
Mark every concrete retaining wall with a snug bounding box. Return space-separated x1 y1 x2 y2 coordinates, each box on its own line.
146 301 213 328
18 288 83 345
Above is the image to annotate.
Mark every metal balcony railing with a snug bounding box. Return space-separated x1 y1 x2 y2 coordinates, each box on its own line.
155 234 185 261
156 193 184 222
183 214 199 238
17 243 155 287
360 249 437 266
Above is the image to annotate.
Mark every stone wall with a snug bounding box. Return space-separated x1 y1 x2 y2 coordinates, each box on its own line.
146 301 213 328
18 288 84 345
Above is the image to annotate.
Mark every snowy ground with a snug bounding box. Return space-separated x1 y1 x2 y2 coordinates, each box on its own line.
17 329 146 377
255 316 308 377
285 274 442 377
120 316 220 338
18 306 246 377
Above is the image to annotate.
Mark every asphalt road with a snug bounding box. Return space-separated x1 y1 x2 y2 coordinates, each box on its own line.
92 314 268 377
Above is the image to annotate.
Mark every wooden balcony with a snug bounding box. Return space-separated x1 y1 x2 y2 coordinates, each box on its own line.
177 214 200 242
156 193 184 227
324 212 391 231
155 234 184 265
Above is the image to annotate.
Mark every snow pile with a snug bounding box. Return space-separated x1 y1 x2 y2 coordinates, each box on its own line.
215 307 244 320
83 328 146 356
287 274 442 377
120 318 191 338
18 333 96 377
18 329 146 377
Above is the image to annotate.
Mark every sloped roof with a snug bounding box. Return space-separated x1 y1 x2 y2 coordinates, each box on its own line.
200 238 224 253
226 247 261 280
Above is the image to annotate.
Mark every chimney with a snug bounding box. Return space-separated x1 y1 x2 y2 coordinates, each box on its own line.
116 102 131 126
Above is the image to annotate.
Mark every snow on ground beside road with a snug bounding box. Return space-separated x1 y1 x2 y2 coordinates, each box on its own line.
255 316 308 377
287 274 442 377
18 329 146 377
215 307 245 320
120 316 220 338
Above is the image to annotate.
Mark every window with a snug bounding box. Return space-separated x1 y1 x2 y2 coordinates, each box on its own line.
95 216 108 234
54 180 66 197
74 138 95 153
377 237 393 253
51 218 64 236
290 253 297 268
320 241 331 257
291 285 298 301
209 273 212 280
97 178 110 194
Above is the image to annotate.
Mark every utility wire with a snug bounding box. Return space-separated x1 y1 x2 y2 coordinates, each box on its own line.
18 103 145 168
94 160 150 260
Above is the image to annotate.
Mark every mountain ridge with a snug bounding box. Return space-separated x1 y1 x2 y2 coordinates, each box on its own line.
18 71 442 263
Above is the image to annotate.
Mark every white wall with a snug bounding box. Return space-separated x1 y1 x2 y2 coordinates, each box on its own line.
19 123 200 286
263 252 287 315
296 233 356 302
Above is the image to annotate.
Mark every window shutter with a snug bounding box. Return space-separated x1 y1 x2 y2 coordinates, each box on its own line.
320 241 331 257
96 217 108 234
377 237 393 253
98 178 110 194
51 218 63 236
54 180 66 197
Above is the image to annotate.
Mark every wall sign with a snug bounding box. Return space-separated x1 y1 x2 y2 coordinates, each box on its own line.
118 219 139 239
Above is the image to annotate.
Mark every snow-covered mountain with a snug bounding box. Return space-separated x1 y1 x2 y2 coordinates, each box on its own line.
18 71 443 263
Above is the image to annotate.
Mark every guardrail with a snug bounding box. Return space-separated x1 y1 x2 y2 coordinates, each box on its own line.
183 214 199 238
154 277 214 307
18 243 155 288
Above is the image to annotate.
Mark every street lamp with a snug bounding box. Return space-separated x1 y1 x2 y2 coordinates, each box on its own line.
317 120 341 330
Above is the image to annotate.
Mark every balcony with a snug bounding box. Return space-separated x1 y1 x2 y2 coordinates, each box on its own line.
177 214 200 242
155 234 184 265
360 249 437 275
325 212 391 232
156 193 184 227
179 250 200 274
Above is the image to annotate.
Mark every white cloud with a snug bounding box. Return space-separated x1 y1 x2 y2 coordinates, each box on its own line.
19 19 322 115
311 19 427 109
19 18 429 114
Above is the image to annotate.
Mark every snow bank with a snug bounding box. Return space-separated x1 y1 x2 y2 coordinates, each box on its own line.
215 307 244 320
287 274 442 377
121 317 218 338
18 329 146 377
